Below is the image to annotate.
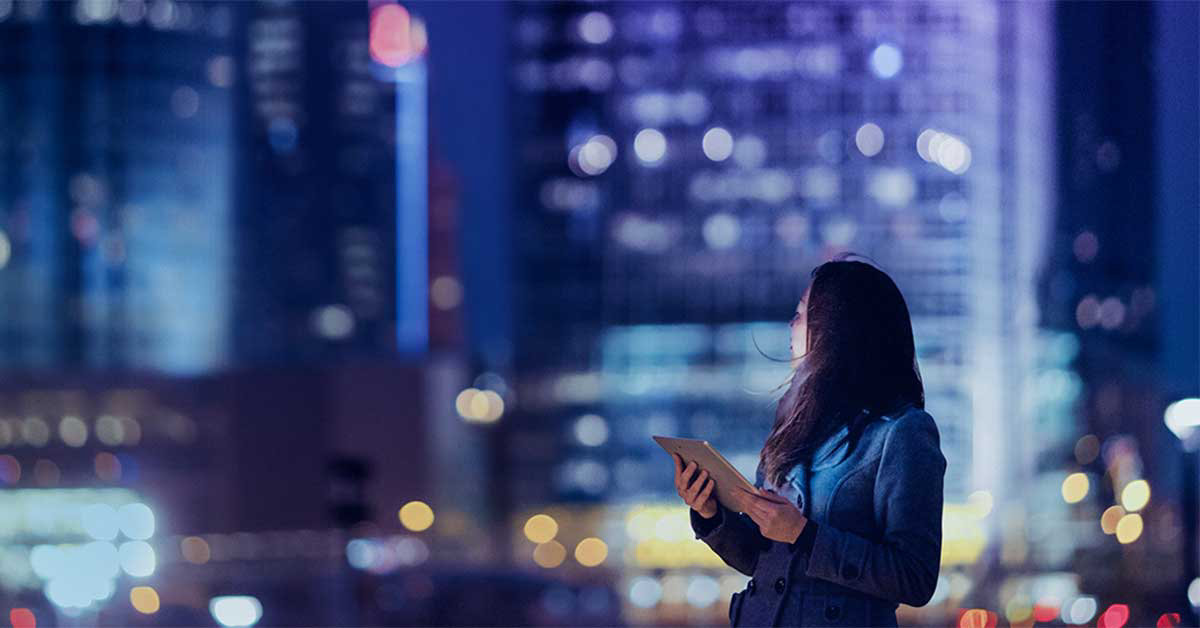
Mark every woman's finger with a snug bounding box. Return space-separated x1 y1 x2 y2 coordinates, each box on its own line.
686 470 709 503
698 477 715 503
753 488 791 504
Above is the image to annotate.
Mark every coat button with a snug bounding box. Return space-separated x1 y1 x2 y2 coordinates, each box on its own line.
841 564 859 579
825 603 842 621
747 578 756 593
774 577 786 594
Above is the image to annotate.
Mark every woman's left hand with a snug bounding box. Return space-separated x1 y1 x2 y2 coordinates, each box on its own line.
740 486 809 544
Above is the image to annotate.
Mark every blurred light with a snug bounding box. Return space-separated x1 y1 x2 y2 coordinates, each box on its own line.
1188 577 1200 608
1073 231 1099 263
94 452 121 482
1166 398 1200 447
817 130 843 164
1121 479 1151 512
1061 472 1089 504
207 55 233 88
775 212 809 247
399 501 434 532
1101 505 1126 534
628 576 662 608
855 123 884 157
1065 596 1097 625
9 608 35 628
118 541 156 577
578 11 612 44
702 127 734 161
130 586 160 614
938 192 969 222
1076 295 1101 329
369 3 426 67
574 414 609 447
574 537 607 567
171 86 199 118
869 43 903 78
1115 513 1143 544
118 503 155 540
675 91 709 124
958 608 996 628
95 415 124 446
576 134 617 176
917 129 972 173
33 460 59 486
730 134 766 169
967 490 994 517
1075 434 1100 464
58 416 88 447
209 596 263 628
22 418 50 447
147 0 176 29
0 229 10 269
181 536 211 564
533 540 566 568
1004 597 1032 623
75 0 117 23
702 213 740 249
1098 604 1130 628
1099 297 1126 330
311 304 355 340
1033 603 1061 623
0 454 20 485
685 574 720 608
1159 612 1183 627
524 514 558 544
867 167 916 207
430 276 462 310
82 504 120 541
633 128 667 164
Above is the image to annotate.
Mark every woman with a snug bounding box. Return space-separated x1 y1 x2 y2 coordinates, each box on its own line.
672 257 947 627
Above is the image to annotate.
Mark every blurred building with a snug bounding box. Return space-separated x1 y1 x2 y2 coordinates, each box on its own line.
505 1 1057 622
0 0 237 374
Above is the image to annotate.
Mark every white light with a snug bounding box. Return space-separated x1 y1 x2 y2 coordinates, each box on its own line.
118 503 155 540
869 43 903 79
30 545 65 579
1165 398 1200 446
732 135 766 168
702 213 741 249
82 504 120 541
0 230 10 269
1065 596 1097 624
702 127 734 161
578 11 612 44
633 128 667 164
629 576 662 608
80 541 120 580
685 575 721 608
118 541 156 577
855 123 884 157
346 539 377 570
577 134 616 175
312 304 355 339
867 168 917 207
916 129 939 161
574 414 609 447
1189 577 1200 608
210 596 264 628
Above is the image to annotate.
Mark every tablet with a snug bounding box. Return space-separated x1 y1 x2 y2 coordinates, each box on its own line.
653 435 758 513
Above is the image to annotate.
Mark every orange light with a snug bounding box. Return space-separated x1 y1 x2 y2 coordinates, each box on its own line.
1098 604 1130 628
369 4 425 67
9 608 35 628
958 608 997 628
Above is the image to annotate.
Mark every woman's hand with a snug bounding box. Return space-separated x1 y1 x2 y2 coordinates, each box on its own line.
740 486 808 543
672 453 718 519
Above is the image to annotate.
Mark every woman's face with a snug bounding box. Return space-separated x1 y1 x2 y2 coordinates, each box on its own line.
790 287 809 362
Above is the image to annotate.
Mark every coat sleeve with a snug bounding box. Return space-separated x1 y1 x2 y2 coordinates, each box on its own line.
689 459 771 576
801 409 947 606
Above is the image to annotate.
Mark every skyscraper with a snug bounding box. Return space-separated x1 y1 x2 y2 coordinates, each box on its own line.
506 1 1055 617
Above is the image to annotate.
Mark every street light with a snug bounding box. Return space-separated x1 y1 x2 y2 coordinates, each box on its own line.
1165 398 1200 626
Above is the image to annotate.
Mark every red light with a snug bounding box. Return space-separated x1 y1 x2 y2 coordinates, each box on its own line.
369 3 425 67
957 608 997 628
1157 613 1182 627
9 608 35 628
1032 604 1059 623
1098 604 1130 628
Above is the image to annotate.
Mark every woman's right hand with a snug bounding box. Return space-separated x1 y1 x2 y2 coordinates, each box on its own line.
673 452 718 519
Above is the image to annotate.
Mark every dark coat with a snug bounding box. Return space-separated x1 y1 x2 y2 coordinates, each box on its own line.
690 402 947 627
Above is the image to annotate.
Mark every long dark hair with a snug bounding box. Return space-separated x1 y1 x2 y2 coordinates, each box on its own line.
760 255 924 488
